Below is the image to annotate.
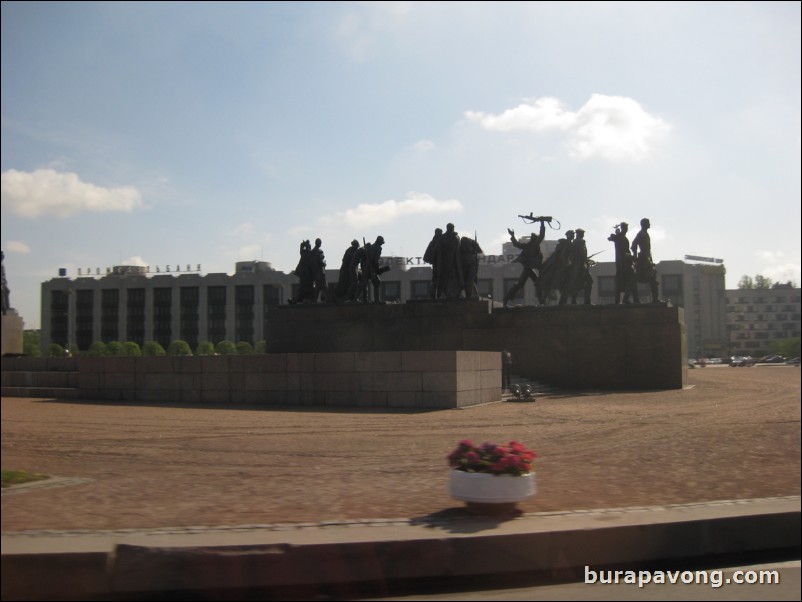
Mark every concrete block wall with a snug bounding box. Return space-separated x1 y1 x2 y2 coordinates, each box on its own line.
267 300 686 390
72 350 500 409
1 312 24 356
1 356 79 392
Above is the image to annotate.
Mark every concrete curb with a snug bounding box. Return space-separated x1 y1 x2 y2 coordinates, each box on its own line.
2 496 799 600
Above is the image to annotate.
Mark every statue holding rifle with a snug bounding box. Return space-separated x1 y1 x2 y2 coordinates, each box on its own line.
502 214 554 307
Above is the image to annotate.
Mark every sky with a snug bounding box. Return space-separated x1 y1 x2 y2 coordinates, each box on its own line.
2 1 800 329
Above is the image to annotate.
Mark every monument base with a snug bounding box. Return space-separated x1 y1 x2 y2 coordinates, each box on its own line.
266 300 687 390
1 311 24 356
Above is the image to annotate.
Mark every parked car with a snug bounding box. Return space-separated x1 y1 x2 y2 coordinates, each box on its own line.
730 356 754 367
786 357 800 366
758 355 786 363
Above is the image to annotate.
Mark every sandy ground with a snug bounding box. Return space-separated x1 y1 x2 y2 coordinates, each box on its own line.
2 366 799 531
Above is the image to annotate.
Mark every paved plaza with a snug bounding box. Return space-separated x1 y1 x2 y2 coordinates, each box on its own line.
2 366 800 532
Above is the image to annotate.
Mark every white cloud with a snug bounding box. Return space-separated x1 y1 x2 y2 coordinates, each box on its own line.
569 95 671 161
755 250 801 284
336 2 413 62
763 263 802 285
755 250 786 263
465 97 576 132
1 169 144 218
412 139 435 152
238 244 263 259
121 256 149 267
330 192 463 230
6 241 31 254
288 224 315 237
465 94 671 161
228 222 255 236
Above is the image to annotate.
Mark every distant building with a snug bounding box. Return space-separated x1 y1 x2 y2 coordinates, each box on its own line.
40 250 739 358
589 259 727 359
725 284 801 358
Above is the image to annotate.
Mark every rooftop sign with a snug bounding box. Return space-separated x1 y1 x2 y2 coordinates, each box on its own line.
684 255 724 264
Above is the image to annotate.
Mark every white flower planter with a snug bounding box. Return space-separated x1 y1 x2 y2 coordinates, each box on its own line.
449 470 536 504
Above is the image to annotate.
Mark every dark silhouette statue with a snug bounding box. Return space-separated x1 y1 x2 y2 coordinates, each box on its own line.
459 236 484 299
503 220 546 307
435 223 463 300
631 218 660 303
538 230 574 305
1 251 9 315
349 242 369 302
355 236 389 303
310 238 330 303
336 240 360 301
423 228 443 299
562 228 593 305
291 240 314 303
608 223 637 304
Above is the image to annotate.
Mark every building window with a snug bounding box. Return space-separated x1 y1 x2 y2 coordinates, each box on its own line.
661 274 683 306
381 281 401 302
207 286 227 344
410 280 430 300
180 287 199 348
76 288 95 350
235 285 255 344
126 288 145 347
101 289 119 342
153 288 172 348
596 276 615 300
477 279 494 299
49 290 68 348
263 285 281 307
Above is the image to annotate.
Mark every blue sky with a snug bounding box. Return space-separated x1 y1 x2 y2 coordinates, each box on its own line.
2 1 800 328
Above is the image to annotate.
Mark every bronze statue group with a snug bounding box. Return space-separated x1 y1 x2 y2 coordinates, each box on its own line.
289 216 659 306
423 223 484 301
608 218 660 305
290 235 389 304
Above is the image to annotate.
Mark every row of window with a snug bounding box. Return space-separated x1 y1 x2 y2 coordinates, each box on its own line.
729 314 801 322
727 296 801 305
733 331 800 341
727 305 798 313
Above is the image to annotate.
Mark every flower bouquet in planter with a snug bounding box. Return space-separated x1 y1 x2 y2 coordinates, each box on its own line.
447 439 537 513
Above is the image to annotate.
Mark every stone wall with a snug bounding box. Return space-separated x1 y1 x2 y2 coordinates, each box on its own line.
1 312 24 356
267 300 687 390
59 351 499 409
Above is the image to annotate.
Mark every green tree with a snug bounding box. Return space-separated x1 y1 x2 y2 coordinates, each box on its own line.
142 341 166 356
106 341 124 356
766 337 801 359
216 340 237 355
236 341 253 355
23 330 41 357
195 341 215 355
46 343 65 357
167 340 193 356
754 275 773 289
737 275 754 289
87 341 108 356
123 341 142 357
254 340 267 354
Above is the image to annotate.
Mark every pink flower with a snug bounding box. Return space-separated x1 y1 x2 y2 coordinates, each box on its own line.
449 439 537 476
